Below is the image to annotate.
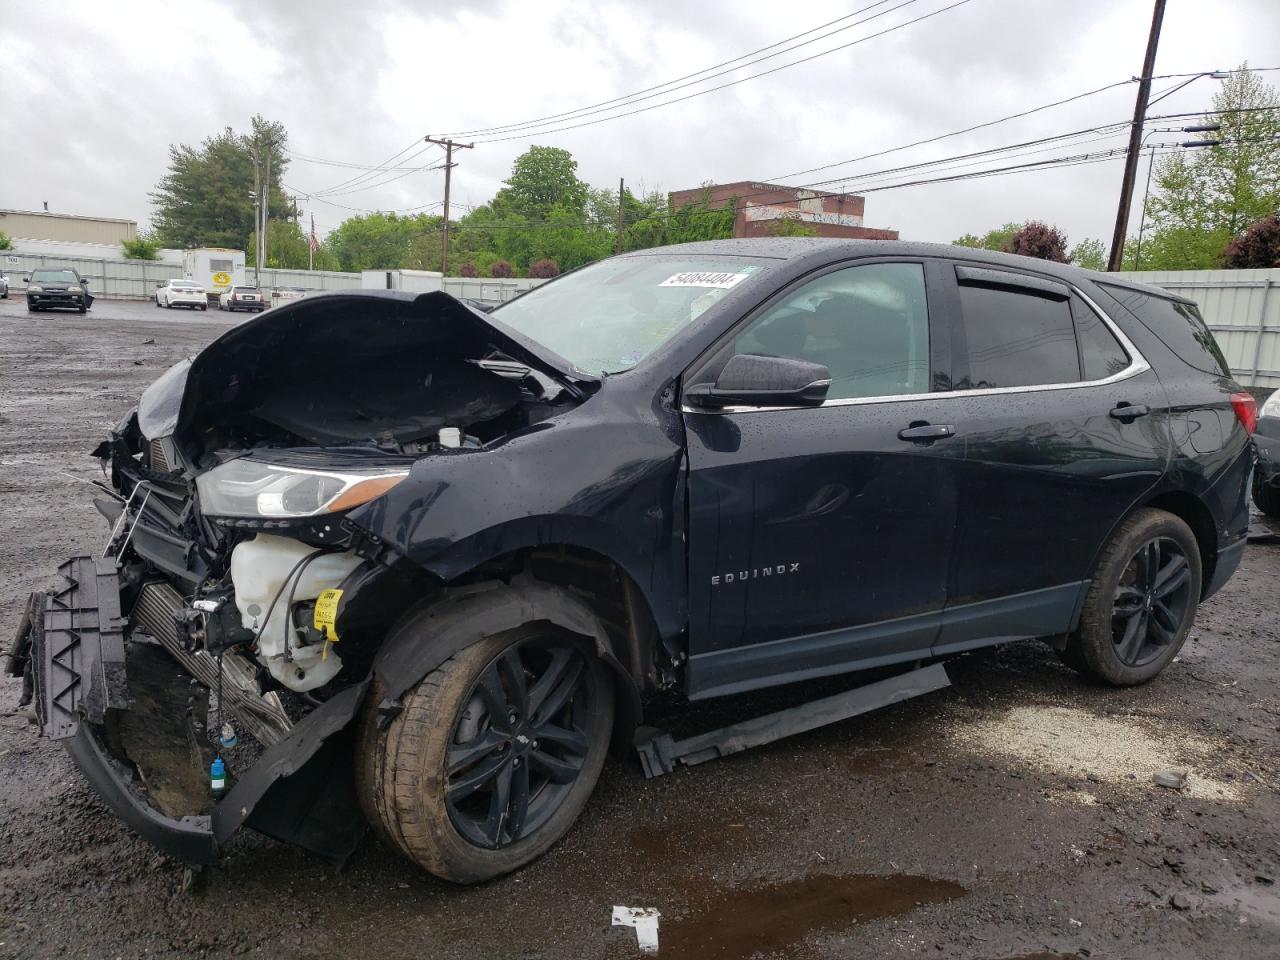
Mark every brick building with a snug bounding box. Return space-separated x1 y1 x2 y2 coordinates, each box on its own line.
667 181 898 241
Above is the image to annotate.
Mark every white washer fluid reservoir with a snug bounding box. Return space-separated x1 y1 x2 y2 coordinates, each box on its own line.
230 534 365 692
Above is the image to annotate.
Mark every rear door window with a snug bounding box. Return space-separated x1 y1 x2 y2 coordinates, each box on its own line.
1098 284 1231 377
953 277 1079 389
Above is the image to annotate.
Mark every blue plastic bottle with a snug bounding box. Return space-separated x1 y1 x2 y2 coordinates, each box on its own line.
210 756 227 799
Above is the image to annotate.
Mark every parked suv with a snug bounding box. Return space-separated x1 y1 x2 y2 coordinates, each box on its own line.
1252 391 1280 515
7 240 1252 884
26 268 92 312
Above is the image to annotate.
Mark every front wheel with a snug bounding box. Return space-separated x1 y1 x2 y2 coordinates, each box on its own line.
1061 508 1201 685
357 623 613 884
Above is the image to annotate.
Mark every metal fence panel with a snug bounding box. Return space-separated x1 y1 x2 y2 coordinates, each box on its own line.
1118 268 1280 387
2 251 182 300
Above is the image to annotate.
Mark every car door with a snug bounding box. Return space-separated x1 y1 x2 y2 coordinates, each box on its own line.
932 263 1170 656
681 259 967 699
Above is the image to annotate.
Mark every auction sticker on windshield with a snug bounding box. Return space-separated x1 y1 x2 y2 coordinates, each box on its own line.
659 271 751 289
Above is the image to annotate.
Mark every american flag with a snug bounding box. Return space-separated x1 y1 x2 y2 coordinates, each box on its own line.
309 214 318 253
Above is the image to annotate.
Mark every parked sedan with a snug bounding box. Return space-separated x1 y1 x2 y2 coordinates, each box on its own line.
0 271 9 298
156 279 207 310
218 286 266 313
26 268 92 312
1252 390 1280 516
271 286 307 304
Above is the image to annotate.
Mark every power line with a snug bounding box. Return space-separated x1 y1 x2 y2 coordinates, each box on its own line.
439 0 913 139
470 0 977 144
285 150 444 173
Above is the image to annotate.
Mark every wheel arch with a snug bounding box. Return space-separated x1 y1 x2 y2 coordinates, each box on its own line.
1138 489 1218 596
365 557 657 756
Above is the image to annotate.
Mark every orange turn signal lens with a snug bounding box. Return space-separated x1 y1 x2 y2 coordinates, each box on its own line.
326 474 408 512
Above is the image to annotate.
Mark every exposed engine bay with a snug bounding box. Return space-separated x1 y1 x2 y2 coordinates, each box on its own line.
99 291 587 696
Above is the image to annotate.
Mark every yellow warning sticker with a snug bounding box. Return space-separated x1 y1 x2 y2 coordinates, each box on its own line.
212 271 232 286
313 588 342 642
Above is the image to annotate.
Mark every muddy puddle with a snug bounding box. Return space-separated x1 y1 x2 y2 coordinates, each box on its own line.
656 873 965 959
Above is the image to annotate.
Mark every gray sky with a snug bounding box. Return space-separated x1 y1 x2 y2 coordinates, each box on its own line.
3 0 1277 248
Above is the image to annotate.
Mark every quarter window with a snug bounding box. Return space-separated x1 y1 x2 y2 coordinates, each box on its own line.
955 282 1078 389
729 262 931 400
1073 299 1130 380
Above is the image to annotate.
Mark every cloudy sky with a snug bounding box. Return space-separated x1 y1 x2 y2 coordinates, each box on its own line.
3 0 1277 249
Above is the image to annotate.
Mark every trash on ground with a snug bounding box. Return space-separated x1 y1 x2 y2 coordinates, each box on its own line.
1153 769 1189 790
612 906 661 954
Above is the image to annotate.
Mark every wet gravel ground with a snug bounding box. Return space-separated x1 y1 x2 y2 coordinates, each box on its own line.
1 297 1279 959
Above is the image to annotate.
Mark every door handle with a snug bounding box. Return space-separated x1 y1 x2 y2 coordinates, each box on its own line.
1109 402 1150 422
897 423 956 442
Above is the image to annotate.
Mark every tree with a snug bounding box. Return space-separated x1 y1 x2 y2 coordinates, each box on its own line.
248 220 339 270
528 258 560 278
150 115 289 252
459 262 478 278
489 260 514 278
763 214 818 237
121 231 162 261
954 222 1021 252
324 211 442 271
1222 213 1280 268
1005 221 1069 262
0 232 12 251
493 146 590 219
1069 238 1107 271
1136 65 1280 269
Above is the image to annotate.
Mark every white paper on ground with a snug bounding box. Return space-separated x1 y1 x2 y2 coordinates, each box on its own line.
611 905 661 954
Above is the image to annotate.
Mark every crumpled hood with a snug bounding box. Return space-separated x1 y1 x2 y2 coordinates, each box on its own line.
137 290 595 458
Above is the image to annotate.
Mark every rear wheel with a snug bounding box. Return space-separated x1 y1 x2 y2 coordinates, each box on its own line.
357 622 613 884
1253 472 1280 517
1061 508 1201 685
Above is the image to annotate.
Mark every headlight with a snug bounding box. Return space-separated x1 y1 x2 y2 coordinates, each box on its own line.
1262 390 1280 419
196 459 409 519
27 285 42 293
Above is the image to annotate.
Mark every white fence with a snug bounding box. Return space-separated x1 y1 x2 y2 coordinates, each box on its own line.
1121 268 1280 388
442 276 544 303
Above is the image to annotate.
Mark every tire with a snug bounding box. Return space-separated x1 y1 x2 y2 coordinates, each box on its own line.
1060 508 1201 685
356 620 613 884
1253 472 1280 517
26 301 37 312
78 305 86 314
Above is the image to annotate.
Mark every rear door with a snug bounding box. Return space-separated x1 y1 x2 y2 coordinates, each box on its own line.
933 263 1170 655
682 259 967 699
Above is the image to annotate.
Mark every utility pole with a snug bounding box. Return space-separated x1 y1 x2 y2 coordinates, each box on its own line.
1107 0 1166 271
615 178 625 255
424 136 473 275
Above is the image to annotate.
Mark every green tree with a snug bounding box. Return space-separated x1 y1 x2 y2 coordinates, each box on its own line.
324 211 442 271
1134 65 1280 269
248 220 339 270
953 222 1021 251
121 231 162 261
0 232 12 251
1069 237 1107 271
150 115 289 252
493 146 590 219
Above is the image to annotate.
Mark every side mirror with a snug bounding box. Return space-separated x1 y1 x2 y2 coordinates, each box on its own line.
685 354 831 408
81 279 89 287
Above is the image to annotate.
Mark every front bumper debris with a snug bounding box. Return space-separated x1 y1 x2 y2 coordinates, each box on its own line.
10 556 370 865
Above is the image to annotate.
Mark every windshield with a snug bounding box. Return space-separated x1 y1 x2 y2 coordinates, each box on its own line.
494 254 774 374
31 270 79 284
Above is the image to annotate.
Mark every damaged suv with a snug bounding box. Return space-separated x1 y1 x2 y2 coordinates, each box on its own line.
7 239 1253 883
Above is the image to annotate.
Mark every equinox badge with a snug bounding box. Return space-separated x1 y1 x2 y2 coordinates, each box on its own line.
711 563 800 586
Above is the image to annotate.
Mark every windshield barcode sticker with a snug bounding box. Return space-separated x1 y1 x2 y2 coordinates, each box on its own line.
659 271 750 289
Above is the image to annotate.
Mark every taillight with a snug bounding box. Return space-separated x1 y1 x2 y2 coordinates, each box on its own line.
1230 392 1257 434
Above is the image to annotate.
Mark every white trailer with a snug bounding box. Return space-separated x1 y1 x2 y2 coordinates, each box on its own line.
360 269 443 293
184 248 246 299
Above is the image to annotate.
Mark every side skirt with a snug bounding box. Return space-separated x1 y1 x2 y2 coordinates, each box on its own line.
636 662 951 779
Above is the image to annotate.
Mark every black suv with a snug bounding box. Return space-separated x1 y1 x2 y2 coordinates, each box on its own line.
26 267 93 312
7 239 1253 883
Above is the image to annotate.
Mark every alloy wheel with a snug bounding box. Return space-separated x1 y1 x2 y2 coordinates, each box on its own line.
445 641 596 849
1111 536 1194 667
